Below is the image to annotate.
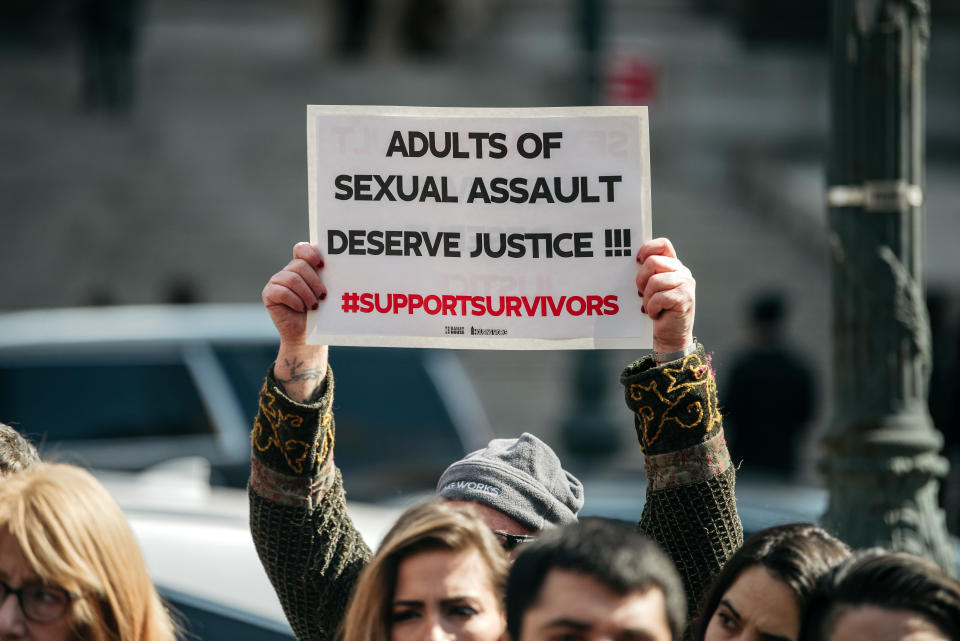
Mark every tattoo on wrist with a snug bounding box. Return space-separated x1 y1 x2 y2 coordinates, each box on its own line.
276 359 323 384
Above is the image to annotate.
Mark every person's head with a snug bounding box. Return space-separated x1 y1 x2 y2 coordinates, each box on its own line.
0 463 177 641
0 423 39 477
340 500 510 641
748 291 787 344
799 549 960 641
507 518 686 641
436 433 583 547
693 523 850 641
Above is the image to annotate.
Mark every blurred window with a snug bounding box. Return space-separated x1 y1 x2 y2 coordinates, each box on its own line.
213 344 466 480
214 343 279 424
329 347 464 495
0 355 214 442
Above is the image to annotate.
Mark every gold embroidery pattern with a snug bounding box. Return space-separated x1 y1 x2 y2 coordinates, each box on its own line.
252 382 326 475
628 352 721 451
282 439 311 475
316 414 333 466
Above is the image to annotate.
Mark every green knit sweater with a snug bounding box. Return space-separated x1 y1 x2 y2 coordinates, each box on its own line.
248 345 741 641
622 345 743 619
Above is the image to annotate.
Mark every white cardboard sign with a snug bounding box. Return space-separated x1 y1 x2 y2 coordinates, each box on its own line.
306 105 652 349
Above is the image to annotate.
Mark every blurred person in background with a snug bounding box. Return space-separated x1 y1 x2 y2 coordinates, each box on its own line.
0 463 178 641
328 0 495 57
799 549 960 641
506 518 687 641
0 423 39 477
76 0 143 115
339 500 508 641
250 237 741 640
722 290 815 479
690 523 850 641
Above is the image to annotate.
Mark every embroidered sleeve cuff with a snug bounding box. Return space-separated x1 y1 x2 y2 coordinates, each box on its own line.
620 344 723 456
645 432 732 491
251 366 336 477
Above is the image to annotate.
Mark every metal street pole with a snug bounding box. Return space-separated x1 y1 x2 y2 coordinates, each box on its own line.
561 0 621 462
577 0 604 105
821 0 954 572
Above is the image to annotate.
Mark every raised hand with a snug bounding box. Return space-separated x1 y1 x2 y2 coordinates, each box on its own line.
262 242 329 401
636 238 696 355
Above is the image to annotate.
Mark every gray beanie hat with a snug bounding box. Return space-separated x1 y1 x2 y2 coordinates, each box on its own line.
436 433 584 532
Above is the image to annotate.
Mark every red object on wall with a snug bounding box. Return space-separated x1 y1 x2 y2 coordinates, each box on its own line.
605 58 658 105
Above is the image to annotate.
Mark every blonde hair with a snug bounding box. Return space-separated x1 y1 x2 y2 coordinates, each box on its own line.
340 500 509 641
0 463 178 641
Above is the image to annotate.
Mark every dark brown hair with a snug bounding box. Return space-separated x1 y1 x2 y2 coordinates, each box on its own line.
508 518 687 641
691 523 850 641
800 549 960 641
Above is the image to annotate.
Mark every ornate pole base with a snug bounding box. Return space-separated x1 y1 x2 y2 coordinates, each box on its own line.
821 417 955 573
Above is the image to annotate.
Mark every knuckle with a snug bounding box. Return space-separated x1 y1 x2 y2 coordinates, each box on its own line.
272 272 292 288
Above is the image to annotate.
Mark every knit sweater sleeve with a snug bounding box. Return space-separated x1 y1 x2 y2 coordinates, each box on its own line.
248 366 372 641
620 345 743 620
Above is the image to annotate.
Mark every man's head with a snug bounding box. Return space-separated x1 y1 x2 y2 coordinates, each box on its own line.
437 433 583 541
506 518 686 641
749 290 787 344
800 549 960 641
0 423 39 477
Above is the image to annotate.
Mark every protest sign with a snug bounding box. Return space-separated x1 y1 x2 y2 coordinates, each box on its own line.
305 105 652 349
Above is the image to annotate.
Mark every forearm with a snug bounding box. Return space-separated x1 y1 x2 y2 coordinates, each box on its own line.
249 364 373 639
250 471 371 641
273 343 329 403
638 450 740 617
621 345 743 616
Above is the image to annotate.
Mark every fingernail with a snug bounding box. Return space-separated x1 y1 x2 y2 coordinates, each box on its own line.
319 292 327 301
317 259 324 269
638 290 643 297
641 305 646 314
311 302 319 310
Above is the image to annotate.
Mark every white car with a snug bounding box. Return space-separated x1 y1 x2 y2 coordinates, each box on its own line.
94 459 405 640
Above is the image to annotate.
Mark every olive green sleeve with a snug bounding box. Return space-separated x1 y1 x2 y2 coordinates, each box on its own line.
248 366 372 641
621 345 743 619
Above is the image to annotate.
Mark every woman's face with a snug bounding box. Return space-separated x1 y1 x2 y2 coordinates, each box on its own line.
704 564 800 641
0 531 75 641
390 548 505 641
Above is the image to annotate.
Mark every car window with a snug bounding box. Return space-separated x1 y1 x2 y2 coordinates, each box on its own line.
328 347 465 496
214 343 280 424
0 338 471 496
0 355 215 443
214 344 467 498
